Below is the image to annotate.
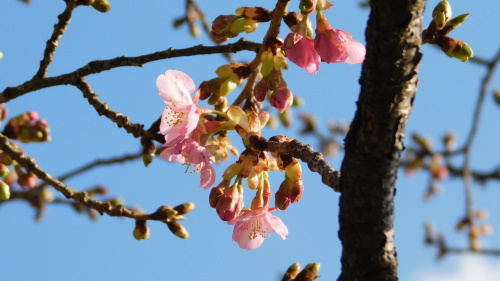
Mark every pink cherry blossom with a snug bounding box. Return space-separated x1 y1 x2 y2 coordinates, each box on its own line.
157 70 200 145
284 32 321 74
160 138 216 189
315 17 366 64
228 207 288 250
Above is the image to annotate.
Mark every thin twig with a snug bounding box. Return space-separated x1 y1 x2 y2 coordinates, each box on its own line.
0 39 261 103
35 0 77 78
72 77 154 139
38 151 143 189
0 133 170 221
231 0 291 106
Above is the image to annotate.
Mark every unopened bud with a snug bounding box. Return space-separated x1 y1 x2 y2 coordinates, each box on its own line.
440 13 470 35
0 180 10 200
0 163 9 177
282 263 301 281
167 221 189 239
173 202 195 215
141 138 156 167
133 220 150 240
299 0 317 15
432 0 452 24
270 87 294 113
294 263 321 281
92 0 111 12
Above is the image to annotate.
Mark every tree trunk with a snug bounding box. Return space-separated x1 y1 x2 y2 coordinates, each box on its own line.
338 0 425 280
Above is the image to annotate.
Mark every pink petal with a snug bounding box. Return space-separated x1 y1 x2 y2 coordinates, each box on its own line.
344 39 366 64
157 70 194 106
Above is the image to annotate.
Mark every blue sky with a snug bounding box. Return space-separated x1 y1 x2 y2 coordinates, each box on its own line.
1 0 499 280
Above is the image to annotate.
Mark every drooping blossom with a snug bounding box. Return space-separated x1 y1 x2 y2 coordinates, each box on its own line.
315 16 366 64
284 32 321 74
160 138 216 189
157 70 200 146
228 207 288 250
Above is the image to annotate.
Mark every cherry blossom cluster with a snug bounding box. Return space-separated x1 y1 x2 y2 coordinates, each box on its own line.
154 0 366 250
0 105 51 200
284 0 365 74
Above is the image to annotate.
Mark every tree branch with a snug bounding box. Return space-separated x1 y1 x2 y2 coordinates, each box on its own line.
0 133 172 221
0 39 260 103
35 0 77 78
72 77 152 138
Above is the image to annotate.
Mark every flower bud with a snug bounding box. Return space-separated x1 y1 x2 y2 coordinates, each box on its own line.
437 36 474 62
270 87 294 113
141 138 156 167
173 202 195 215
92 0 111 12
440 13 470 35
299 0 317 15
133 220 150 240
198 80 213 100
294 263 321 281
282 263 301 281
0 163 9 177
215 184 243 221
0 180 10 200
432 0 452 25
275 161 304 210
167 221 189 239
17 168 37 189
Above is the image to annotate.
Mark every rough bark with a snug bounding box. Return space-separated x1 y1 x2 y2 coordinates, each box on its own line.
338 0 425 280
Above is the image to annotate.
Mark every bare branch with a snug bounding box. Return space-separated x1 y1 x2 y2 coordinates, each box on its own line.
35 0 77 78
0 39 260 103
0 133 172 221
72 77 154 139
248 135 341 191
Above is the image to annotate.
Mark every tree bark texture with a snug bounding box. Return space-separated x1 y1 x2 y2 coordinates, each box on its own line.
338 1 425 280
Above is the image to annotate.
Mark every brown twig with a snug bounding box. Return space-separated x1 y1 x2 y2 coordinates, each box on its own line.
0 132 172 221
38 151 143 189
231 0 291 106
34 0 77 78
248 135 341 191
0 39 261 103
72 77 154 139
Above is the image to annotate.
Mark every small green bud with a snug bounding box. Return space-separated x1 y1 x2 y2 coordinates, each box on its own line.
432 0 452 23
0 180 10 200
133 220 150 240
439 37 474 62
173 202 195 215
92 0 111 13
0 163 9 177
440 13 470 35
294 263 321 281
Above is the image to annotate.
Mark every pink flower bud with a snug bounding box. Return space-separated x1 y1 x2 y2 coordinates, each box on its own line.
215 184 243 221
315 17 365 64
284 32 320 74
270 87 294 113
